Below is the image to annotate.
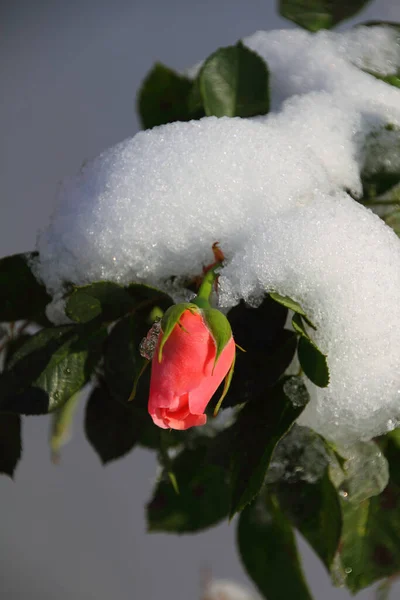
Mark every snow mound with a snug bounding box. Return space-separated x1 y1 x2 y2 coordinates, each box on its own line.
35 27 400 442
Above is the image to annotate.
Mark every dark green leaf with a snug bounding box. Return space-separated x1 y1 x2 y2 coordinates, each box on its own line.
199 42 269 118
103 314 174 450
238 491 313 600
298 336 329 388
126 283 173 314
338 441 400 593
229 295 288 351
137 63 204 130
0 324 106 414
147 442 230 532
229 376 309 517
279 0 372 31
267 426 341 570
104 314 150 405
65 281 135 324
360 126 400 201
85 384 142 464
339 487 400 592
0 252 50 322
0 413 21 477
3 334 32 368
222 297 296 408
359 21 400 29
279 471 341 569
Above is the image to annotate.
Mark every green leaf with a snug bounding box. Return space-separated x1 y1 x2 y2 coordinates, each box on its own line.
0 413 21 478
238 491 314 600
336 441 389 504
65 281 135 324
337 439 400 593
147 442 230 533
292 314 318 343
279 0 372 31
270 292 316 328
50 392 81 462
199 42 269 118
298 336 329 388
339 487 400 592
137 63 204 130
0 324 106 414
0 252 50 322
291 313 329 387
385 208 400 237
364 70 400 89
229 376 309 517
85 384 143 464
270 292 306 315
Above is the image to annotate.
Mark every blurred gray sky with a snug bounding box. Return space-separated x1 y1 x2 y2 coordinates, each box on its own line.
1 1 400 599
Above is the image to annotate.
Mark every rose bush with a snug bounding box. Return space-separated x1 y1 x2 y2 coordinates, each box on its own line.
148 306 236 430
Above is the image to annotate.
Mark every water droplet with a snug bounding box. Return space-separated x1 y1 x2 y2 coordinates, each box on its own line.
339 489 349 499
64 368 71 375
345 567 352 574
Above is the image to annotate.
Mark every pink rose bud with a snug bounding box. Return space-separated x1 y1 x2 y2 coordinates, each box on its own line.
148 304 236 430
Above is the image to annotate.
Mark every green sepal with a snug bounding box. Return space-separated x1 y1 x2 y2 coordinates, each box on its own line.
158 303 199 363
202 307 233 371
213 351 236 416
128 358 150 401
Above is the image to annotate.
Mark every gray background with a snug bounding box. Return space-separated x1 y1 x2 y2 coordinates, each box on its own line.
1 1 400 598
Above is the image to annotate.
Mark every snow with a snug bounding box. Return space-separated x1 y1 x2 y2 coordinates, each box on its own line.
34 26 400 442
202 579 260 600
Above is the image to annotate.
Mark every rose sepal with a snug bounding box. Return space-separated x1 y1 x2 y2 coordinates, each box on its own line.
201 307 233 372
158 302 199 362
213 351 236 416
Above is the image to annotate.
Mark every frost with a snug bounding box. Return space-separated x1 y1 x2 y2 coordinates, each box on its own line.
266 425 329 485
283 377 309 409
34 27 400 442
335 442 389 503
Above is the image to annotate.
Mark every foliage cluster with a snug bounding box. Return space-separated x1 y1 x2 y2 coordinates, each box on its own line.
2 2 400 597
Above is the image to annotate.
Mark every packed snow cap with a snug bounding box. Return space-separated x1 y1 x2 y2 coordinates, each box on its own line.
36 26 400 442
